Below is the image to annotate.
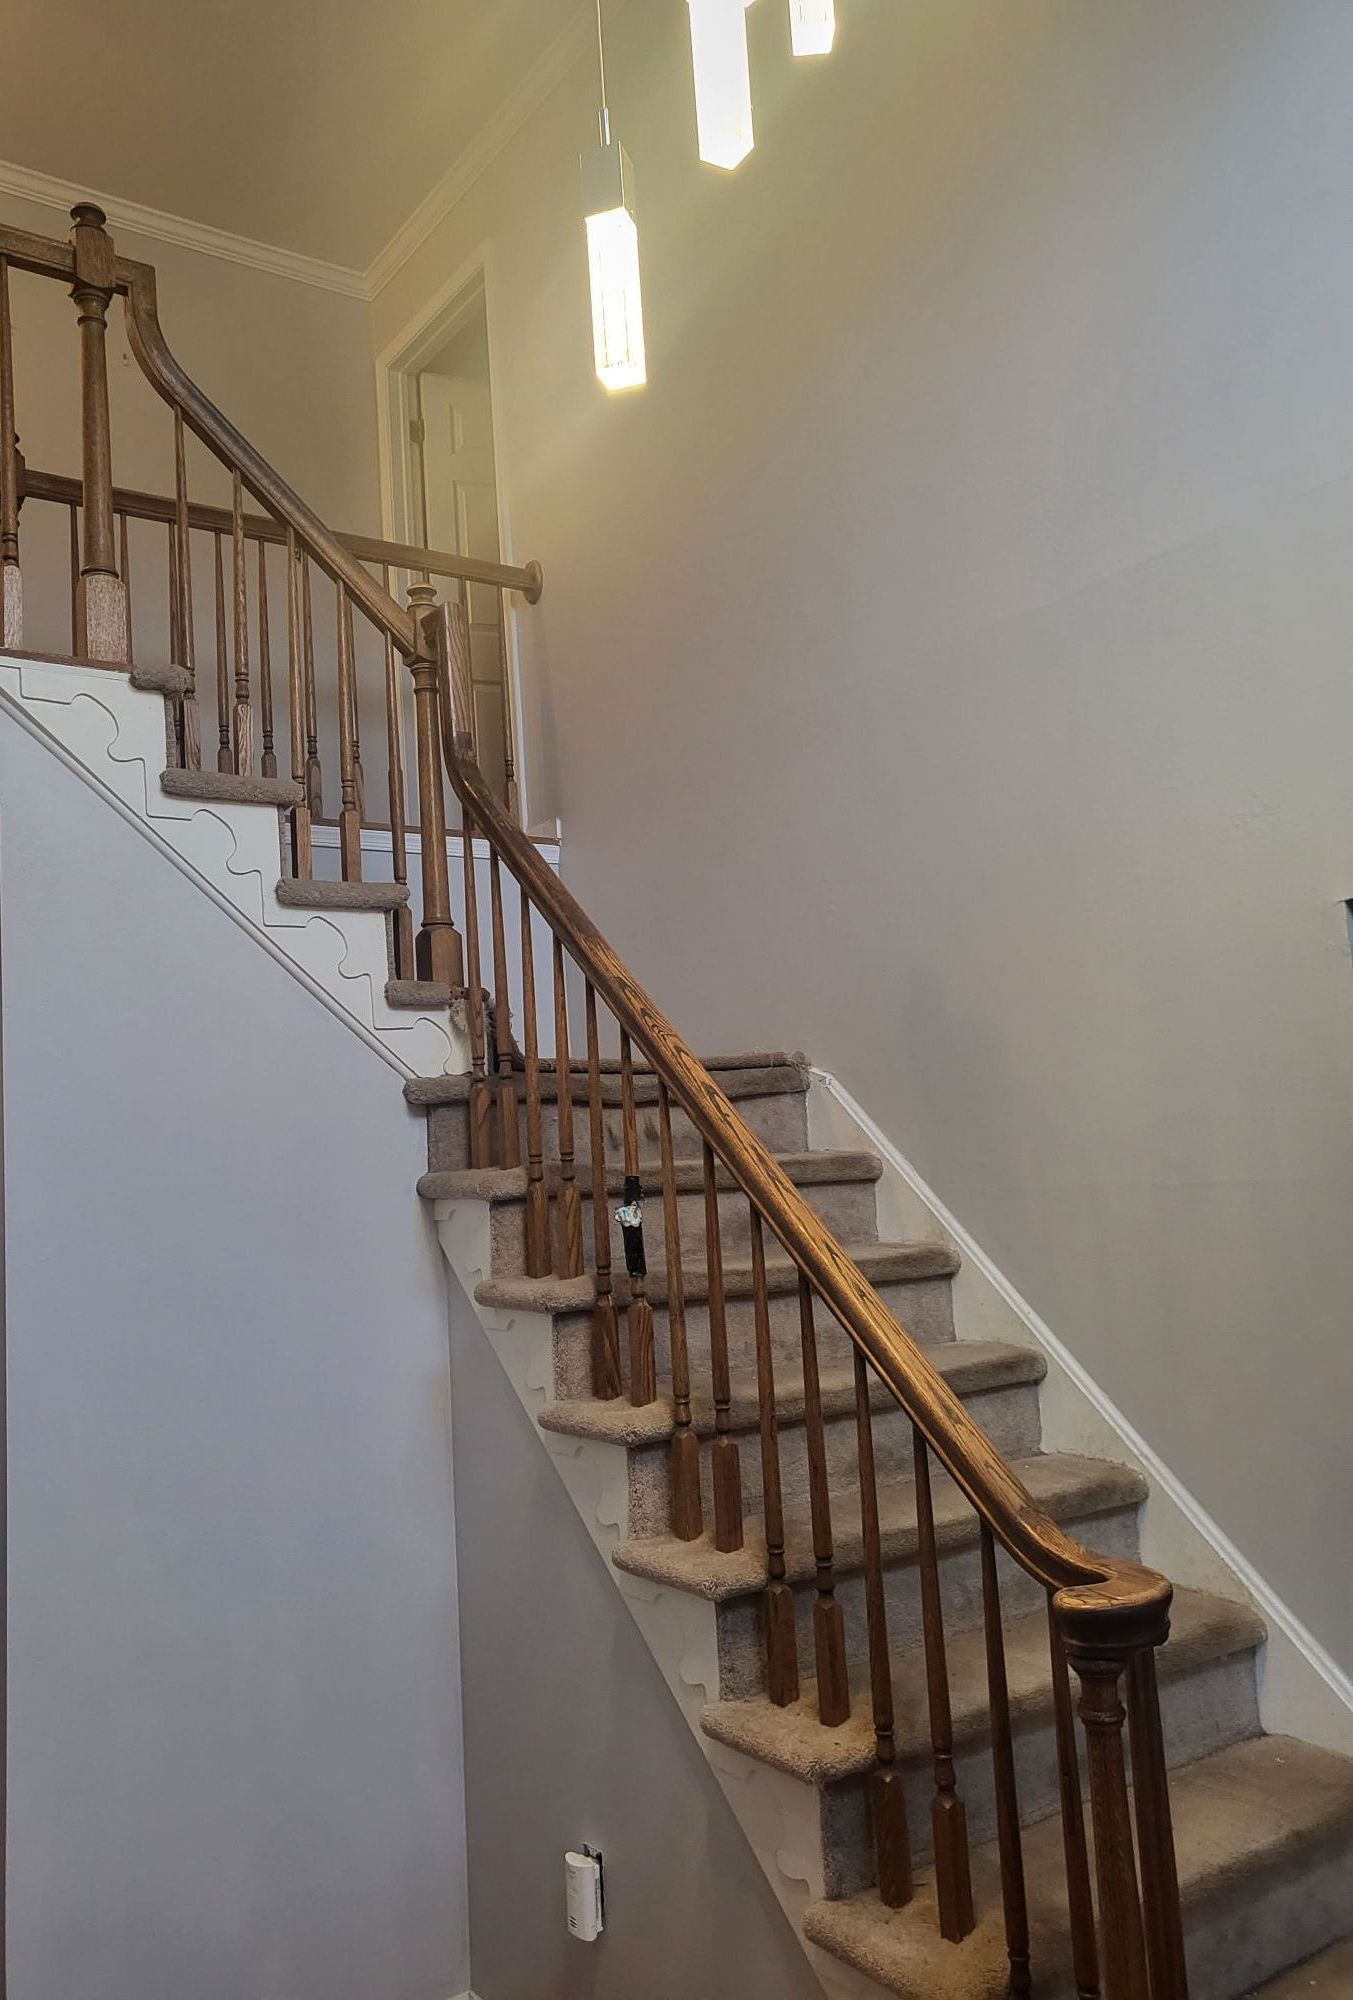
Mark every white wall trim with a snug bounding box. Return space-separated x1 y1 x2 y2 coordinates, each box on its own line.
0 157 369 298
364 4 595 298
808 1064 1353 1752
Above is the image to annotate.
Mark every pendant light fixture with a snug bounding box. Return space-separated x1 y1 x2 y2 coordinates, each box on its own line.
687 0 757 171
582 0 647 391
788 0 835 56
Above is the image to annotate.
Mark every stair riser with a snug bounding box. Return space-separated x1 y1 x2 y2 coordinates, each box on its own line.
820 1644 1262 1899
488 1174 880 1279
712 1503 1143 1702
549 1274 958 1399
623 1381 1043 1538
425 1083 809 1173
1179 1832 1353 2000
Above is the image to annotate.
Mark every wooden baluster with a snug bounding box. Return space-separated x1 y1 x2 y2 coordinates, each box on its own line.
488 851 520 1167
69 502 85 656
1067 1634 1152 2000
799 1274 847 1721
855 1346 912 1905
285 530 311 878
980 1524 1032 1993
518 888 551 1278
67 205 127 662
461 805 492 1168
660 1085 702 1538
213 531 230 770
118 512 133 666
749 1210 794 1698
406 582 463 987
334 582 361 878
703 1143 743 1548
551 938 584 1275
0 254 21 647
496 586 520 821
345 589 366 825
166 521 183 761
300 552 322 816
380 564 414 979
583 982 621 1398
172 409 201 768
1048 1599 1102 2000
230 472 252 773
912 1428 975 1940
1127 1647 1189 2000
256 540 276 777
619 1033 657 1406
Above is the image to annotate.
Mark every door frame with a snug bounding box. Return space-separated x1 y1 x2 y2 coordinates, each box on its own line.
374 244 532 826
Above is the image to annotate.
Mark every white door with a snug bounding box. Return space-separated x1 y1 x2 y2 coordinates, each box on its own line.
419 362 509 802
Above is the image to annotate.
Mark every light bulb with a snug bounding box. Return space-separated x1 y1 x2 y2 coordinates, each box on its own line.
582 134 647 391
687 0 757 171
789 0 834 56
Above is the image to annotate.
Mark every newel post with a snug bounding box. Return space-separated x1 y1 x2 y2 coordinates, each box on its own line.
68 203 128 663
406 582 463 988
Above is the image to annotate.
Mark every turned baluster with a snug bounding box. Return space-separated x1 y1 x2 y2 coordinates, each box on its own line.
584 982 621 1398
67 204 127 662
406 582 462 987
1047 1599 1102 2000
488 851 520 1167
703 1145 744 1549
0 254 21 647
496 587 520 819
118 512 133 666
213 532 230 770
300 552 322 816
748 1210 794 1699
256 540 276 777
980 1525 1032 1994
380 563 414 979
1065 1626 1152 2000
912 1429 975 1940
285 530 311 877
171 409 201 768
799 1275 847 1721
230 472 253 773
1127 1646 1189 2000
518 887 551 1278
460 804 492 1168
551 938 584 1275
346 592 365 827
660 1084 702 1537
335 584 361 878
854 1345 912 1905
618 1033 657 1406
68 502 84 655
166 522 182 761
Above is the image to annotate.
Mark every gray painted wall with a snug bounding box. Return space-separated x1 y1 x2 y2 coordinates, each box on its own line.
0 706 468 2000
445 1280 824 2000
372 0 1353 1676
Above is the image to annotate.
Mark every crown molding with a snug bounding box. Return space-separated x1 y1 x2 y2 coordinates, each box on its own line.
363 1 596 298
0 157 370 298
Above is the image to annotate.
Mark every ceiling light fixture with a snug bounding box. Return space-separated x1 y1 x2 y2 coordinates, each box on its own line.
687 0 757 171
788 0 835 56
582 0 647 391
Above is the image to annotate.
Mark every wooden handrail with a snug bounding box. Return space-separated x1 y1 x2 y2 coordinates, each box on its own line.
20 465 544 601
427 605 1171 1645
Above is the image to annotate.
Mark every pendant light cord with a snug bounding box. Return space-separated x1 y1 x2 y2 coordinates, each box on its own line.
595 0 610 143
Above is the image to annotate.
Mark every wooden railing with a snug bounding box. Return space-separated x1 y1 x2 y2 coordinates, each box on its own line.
0 205 1188 1996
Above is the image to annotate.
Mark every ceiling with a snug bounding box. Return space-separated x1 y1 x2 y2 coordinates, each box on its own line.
1 0 581 270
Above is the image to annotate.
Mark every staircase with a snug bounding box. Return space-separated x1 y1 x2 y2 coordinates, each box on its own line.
2 203 1352 1998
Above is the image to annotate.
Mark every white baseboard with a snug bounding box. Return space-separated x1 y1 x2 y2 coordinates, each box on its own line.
807 1066 1353 1758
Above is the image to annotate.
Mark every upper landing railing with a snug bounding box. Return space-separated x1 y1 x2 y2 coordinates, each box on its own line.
0 205 1188 1999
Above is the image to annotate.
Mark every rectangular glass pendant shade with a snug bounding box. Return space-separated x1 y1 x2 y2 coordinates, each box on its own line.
789 0 835 55
583 139 647 391
687 0 756 171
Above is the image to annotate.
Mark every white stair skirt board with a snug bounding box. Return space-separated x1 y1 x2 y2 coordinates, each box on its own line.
0 652 470 1076
805 1066 1353 1760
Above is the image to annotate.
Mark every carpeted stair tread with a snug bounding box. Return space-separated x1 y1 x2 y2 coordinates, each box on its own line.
701 1586 1264 1787
403 1058 807 1107
418 1148 882 1205
161 767 303 807
802 1735 1353 1999
475 1238 960 1316
611 1451 1148 1603
538 1339 1046 1450
130 662 192 696
1250 1937 1353 1994
385 979 454 1010
274 876 409 911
